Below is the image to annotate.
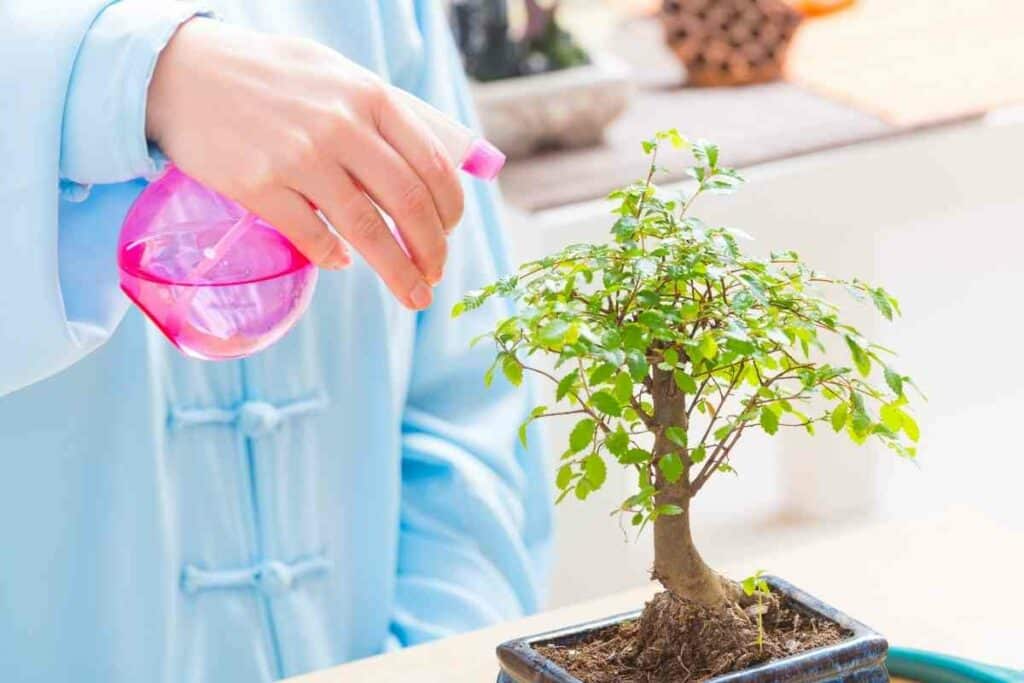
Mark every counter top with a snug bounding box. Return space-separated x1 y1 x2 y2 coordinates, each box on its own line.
287 506 1024 682
498 80 905 212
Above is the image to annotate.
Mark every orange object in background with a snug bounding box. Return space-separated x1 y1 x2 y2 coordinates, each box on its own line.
790 0 856 16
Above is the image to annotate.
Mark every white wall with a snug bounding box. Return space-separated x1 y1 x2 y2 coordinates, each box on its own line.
501 117 1024 606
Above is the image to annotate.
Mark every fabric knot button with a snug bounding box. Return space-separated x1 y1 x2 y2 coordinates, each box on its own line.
236 401 282 439
255 561 293 596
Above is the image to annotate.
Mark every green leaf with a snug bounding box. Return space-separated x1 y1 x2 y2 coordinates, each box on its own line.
690 446 707 464
884 367 904 396
665 426 688 448
583 454 607 489
622 324 647 351
556 370 579 402
517 405 548 448
639 310 663 328
901 412 920 442
613 372 634 403
620 448 650 465
569 418 596 453
556 464 574 490
851 408 872 437
845 336 871 377
574 478 593 500
880 404 903 432
742 570 768 596
605 428 629 457
673 370 698 394
830 402 849 432
704 142 719 167
611 216 639 240
658 453 684 484
591 390 623 417
626 351 649 381
636 257 658 277
871 288 894 321
851 391 866 413
501 354 523 387
654 504 684 518
588 363 617 386
699 333 719 360
451 301 466 318
539 319 570 346
483 365 495 388
760 407 779 435
658 128 687 149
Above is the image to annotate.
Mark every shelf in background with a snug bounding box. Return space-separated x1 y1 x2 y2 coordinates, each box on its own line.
494 15 984 212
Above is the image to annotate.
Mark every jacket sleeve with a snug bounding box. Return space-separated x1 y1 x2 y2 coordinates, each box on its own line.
0 1 207 397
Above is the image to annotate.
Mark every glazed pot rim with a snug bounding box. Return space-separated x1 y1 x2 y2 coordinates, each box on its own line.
496 576 889 683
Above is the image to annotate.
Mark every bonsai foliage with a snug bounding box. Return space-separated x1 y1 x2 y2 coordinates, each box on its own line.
453 131 919 607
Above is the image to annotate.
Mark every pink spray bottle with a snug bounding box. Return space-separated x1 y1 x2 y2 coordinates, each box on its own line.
117 90 505 361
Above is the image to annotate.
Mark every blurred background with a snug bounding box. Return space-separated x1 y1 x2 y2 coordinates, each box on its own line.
445 0 1024 609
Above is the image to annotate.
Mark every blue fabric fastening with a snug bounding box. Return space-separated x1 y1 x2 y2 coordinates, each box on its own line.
181 555 332 597
168 394 327 439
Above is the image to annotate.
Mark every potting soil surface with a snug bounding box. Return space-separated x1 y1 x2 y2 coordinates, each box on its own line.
536 590 849 682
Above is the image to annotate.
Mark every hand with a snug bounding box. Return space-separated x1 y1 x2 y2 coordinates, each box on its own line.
146 18 465 310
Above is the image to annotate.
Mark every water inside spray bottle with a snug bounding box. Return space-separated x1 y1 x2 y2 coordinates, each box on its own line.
118 215 317 360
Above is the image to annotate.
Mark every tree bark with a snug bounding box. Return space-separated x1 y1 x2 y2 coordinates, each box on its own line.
650 365 737 607
652 481 732 606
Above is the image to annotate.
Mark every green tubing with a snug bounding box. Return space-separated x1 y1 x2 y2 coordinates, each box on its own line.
887 647 1023 683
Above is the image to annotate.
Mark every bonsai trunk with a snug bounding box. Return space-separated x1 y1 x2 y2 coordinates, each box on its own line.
652 482 734 606
650 367 739 608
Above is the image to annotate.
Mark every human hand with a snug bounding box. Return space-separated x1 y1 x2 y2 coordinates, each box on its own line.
146 18 465 310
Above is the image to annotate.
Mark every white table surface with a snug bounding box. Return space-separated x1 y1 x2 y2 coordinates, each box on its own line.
287 506 1024 682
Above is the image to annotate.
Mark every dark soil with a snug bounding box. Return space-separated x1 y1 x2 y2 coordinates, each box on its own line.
536 590 850 682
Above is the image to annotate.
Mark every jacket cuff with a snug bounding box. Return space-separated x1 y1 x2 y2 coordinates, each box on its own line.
60 0 212 190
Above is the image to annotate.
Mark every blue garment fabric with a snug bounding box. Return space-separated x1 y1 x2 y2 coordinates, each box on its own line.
0 2 553 682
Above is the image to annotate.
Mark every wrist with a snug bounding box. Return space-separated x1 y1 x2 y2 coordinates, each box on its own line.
146 16 216 146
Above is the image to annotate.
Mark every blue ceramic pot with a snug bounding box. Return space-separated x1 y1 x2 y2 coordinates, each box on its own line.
497 576 889 683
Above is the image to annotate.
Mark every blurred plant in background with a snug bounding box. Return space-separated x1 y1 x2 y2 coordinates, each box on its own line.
451 0 590 82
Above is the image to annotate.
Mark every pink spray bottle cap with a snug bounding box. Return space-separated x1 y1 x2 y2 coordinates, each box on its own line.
461 138 507 181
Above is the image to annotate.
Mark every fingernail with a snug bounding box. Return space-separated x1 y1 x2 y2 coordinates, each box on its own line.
409 281 433 309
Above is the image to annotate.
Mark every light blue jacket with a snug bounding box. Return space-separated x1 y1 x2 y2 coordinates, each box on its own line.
0 2 552 681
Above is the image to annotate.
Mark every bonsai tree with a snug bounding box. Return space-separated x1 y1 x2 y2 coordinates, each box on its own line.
453 131 918 638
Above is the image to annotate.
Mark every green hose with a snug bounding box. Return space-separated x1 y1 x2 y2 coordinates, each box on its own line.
887 647 1023 683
